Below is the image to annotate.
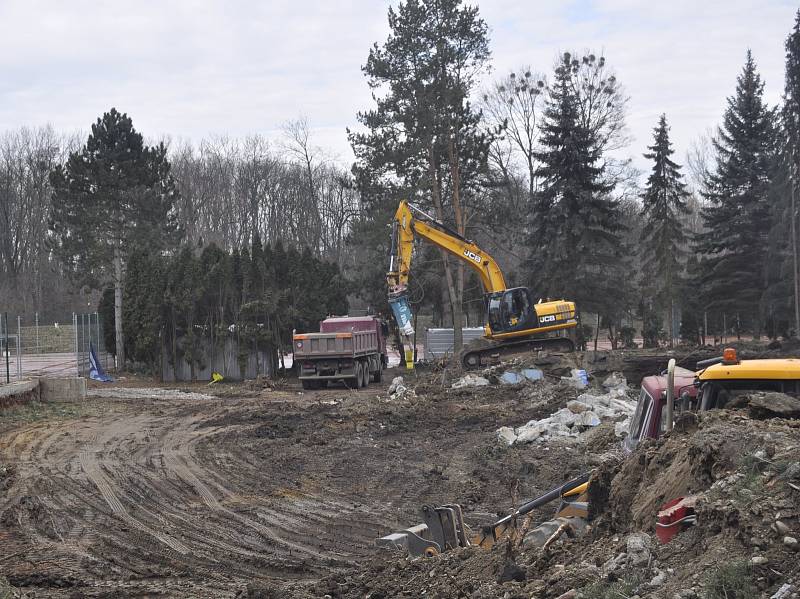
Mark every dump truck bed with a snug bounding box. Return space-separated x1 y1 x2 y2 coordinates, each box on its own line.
293 330 379 358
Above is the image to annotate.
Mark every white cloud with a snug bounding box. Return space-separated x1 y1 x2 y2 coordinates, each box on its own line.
0 0 796 173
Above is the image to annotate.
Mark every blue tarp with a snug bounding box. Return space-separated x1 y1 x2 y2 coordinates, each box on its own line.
89 343 113 382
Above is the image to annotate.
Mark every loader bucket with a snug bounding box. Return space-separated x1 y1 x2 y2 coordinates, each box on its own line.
376 472 591 557
376 504 469 557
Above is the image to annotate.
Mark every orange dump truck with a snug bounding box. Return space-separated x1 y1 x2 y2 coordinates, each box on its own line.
293 316 388 390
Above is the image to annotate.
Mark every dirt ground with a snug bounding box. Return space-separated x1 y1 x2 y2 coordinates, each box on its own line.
1 353 799 599
0 365 593 598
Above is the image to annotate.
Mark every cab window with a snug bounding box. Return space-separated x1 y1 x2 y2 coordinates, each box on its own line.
630 389 653 440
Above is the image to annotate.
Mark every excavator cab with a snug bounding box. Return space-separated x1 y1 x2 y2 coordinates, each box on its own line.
486 288 537 334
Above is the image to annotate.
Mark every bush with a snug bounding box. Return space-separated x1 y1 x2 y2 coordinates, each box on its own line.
579 575 640 599
702 561 757 599
619 326 637 349
0 576 13 599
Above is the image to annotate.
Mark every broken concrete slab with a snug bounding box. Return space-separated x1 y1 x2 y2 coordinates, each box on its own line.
451 374 489 389
746 392 800 419
499 371 523 385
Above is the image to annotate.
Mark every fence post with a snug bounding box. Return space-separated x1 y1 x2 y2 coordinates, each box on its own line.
73 312 79 376
82 313 87 375
16 315 21 378
4 313 9 384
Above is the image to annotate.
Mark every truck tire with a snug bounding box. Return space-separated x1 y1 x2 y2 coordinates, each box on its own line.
355 363 364 389
372 362 383 383
301 379 318 390
362 362 370 388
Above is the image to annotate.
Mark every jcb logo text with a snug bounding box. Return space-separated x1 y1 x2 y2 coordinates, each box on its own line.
463 250 482 264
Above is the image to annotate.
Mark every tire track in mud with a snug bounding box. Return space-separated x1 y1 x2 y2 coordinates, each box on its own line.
78 448 191 555
0 390 398 595
159 420 354 565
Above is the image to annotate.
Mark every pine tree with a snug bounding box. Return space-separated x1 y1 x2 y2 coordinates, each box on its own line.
640 114 691 345
780 10 800 336
529 54 628 324
349 0 492 351
49 108 181 365
696 52 777 335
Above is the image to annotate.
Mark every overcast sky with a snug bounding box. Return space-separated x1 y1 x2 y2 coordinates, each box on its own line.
0 0 796 172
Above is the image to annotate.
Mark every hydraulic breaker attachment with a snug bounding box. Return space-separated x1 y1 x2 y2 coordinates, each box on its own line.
376 472 592 557
388 294 415 370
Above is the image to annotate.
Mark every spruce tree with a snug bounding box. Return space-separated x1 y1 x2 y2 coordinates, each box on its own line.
529 54 628 324
49 108 181 365
640 114 691 345
349 0 492 351
781 10 800 336
696 52 777 335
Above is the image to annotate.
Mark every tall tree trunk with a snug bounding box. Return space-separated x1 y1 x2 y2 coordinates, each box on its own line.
428 143 462 351
448 137 465 352
113 246 125 368
593 313 600 351
792 179 800 338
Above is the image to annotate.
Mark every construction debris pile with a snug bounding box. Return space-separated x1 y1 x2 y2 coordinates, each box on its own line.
284 410 800 599
498 372 637 445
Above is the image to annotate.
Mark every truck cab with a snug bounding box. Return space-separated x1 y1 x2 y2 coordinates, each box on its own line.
624 366 698 452
624 349 800 452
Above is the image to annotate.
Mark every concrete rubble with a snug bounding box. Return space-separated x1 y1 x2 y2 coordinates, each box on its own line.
388 376 416 400
498 372 636 445
450 373 490 389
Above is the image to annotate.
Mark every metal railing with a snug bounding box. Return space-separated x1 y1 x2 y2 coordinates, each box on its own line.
1 312 113 383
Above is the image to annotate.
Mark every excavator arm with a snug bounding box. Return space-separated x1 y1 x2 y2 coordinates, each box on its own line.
386 201 507 369
387 201 507 295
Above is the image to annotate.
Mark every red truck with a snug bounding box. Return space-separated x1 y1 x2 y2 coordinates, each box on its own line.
293 316 388 390
624 364 698 452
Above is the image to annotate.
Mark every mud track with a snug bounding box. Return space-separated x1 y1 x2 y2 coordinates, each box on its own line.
0 375 592 597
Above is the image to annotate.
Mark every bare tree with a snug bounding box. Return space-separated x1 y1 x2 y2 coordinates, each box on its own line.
0 126 79 315
481 68 547 199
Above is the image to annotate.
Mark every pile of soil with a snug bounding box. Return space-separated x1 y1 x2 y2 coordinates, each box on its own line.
279 409 800 599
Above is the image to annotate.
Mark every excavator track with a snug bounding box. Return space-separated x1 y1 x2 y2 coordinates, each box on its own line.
459 335 575 369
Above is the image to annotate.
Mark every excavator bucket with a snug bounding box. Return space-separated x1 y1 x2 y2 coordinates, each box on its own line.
376 473 591 557
376 504 469 557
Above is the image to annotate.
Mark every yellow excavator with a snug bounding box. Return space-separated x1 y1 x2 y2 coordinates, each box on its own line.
387 200 578 369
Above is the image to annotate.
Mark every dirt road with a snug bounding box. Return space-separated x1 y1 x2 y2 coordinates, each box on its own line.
0 374 592 597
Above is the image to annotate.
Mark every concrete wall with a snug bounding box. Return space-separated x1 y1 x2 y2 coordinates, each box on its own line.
161 337 273 382
0 377 87 408
0 379 40 409
39 377 87 403
424 328 486 360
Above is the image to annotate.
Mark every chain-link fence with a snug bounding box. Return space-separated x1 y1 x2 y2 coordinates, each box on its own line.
0 312 113 383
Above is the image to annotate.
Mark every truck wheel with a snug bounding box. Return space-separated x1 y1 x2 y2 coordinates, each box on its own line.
355 364 364 389
372 364 383 383
301 379 317 390
362 363 370 388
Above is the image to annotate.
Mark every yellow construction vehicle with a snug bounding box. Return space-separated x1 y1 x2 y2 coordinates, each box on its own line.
387 200 578 369
376 473 591 557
